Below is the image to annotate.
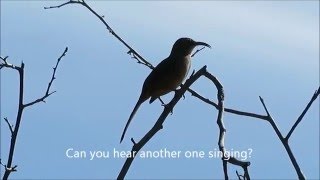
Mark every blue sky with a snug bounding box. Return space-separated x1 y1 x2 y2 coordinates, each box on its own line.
1 1 319 179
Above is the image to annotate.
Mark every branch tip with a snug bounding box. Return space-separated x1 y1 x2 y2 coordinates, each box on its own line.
4 117 14 135
130 138 136 145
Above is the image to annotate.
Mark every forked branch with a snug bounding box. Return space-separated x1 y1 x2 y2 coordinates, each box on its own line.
1 47 68 180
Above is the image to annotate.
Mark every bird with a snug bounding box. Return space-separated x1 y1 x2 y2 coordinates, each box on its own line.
120 37 211 143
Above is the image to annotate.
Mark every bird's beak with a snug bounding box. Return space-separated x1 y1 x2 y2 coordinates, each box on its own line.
195 41 211 49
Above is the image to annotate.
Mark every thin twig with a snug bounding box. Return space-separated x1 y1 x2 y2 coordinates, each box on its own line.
188 88 269 121
43 0 80 9
0 56 21 70
259 97 305 180
4 118 14 135
236 170 244 180
0 159 5 168
45 1 154 69
286 87 320 141
23 47 68 108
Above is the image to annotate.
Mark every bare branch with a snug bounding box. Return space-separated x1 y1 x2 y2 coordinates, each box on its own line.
203 70 251 180
188 88 269 121
259 96 305 180
23 47 68 108
130 138 137 145
4 118 14 136
259 96 285 143
223 160 229 180
0 159 5 168
44 0 80 9
45 1 154 69
2 60 25 180
0 56 21 70
0 159 17 173
236 170 244 180
259 96 271 117
2 48 68 180
286 87 320 141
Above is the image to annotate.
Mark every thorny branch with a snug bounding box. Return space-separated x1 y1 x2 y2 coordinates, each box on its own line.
45 1 319 179
1 47 68 180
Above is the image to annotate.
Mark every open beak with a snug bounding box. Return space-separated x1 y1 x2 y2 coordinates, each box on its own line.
195 41 211 49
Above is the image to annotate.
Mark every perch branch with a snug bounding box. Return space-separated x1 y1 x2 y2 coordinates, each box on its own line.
117 67 250 179
117 66 208 179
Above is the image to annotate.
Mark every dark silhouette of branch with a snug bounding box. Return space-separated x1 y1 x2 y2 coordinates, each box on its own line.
3 118 14 136
259 96 308 180
1 47 68 180
286 87 320 141
204 71 250 180
204 71 228 179
0 56 20 70
24 47 68 107
45 0 154 69
187 88 269 121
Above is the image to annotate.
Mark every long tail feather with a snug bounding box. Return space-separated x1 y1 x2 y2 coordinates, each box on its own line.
120 99 143 143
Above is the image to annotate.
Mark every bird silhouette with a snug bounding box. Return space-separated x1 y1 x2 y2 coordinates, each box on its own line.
120 37 211 143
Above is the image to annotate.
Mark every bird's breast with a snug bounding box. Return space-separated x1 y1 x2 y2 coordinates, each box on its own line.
143 56 191 98
173 57 191 85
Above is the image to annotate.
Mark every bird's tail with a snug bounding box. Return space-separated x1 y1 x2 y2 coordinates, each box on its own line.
120 99 143 143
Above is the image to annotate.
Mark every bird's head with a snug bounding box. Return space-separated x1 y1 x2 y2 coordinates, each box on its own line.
170 37 211 57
